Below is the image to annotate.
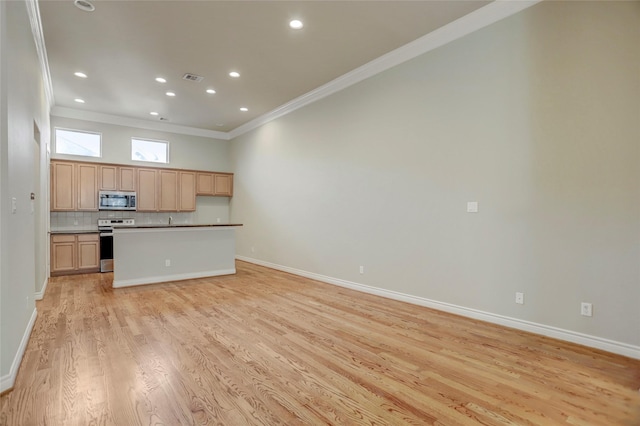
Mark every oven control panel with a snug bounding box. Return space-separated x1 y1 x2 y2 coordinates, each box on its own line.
98 218 135 228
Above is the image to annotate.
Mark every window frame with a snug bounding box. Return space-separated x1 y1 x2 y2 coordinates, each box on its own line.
54 127 102 158
131 137 170 165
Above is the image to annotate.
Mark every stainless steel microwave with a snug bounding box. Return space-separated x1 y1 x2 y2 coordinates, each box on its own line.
98 191 137 211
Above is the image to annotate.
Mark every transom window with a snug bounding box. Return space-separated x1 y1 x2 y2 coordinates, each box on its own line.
55 128 101 158
131 138 169 164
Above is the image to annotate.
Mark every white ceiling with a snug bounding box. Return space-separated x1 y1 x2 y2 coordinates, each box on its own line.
38 0 491 134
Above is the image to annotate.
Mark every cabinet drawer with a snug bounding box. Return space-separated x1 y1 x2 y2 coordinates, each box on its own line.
77 234 99 242
52 235 76 243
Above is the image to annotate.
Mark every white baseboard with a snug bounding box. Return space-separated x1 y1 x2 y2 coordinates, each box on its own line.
237 256 640 360
34 277 48 300
113 268 237 288
0 308 38 393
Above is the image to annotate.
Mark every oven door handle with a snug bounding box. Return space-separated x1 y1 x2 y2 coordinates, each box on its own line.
99 232 113 237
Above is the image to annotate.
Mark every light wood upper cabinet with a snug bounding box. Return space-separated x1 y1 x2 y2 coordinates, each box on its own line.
179 171 196 211
51 233 99 276
51 161 98 211
138 169 197 212
196 172 215 196
51 161 75 210
214 174 233 196
197 172 233 197
51 160 232 212
99 165 117 190
100 165 136 191
119 167 136 191
138 169 196 212
137 168 158 212
159 170 178 212
77 163 98 210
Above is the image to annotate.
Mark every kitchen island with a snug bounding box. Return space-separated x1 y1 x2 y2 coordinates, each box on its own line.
112 224 242 288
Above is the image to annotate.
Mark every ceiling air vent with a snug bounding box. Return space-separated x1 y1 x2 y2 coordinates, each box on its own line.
182 73 204 83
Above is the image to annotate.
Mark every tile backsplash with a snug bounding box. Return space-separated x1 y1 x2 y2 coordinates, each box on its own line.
50 198 230 231
50 211 195 230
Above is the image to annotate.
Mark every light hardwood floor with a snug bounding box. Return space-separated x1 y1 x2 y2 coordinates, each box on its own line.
1 261 639 425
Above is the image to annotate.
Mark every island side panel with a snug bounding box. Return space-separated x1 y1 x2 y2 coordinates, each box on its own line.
112 227 236 287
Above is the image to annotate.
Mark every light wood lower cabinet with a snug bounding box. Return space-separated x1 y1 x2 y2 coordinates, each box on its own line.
51 235 76 274
51 233 100 276
77 234 100 270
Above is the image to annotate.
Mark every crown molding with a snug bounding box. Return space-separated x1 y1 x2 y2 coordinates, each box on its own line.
228 0 542 140
26 0 54 109
51 106 230 140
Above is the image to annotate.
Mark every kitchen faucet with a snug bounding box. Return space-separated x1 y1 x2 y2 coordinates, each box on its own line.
169 215 173 225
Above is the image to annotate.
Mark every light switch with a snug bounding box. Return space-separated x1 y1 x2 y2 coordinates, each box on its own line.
11 197 16 214
467 201 478 213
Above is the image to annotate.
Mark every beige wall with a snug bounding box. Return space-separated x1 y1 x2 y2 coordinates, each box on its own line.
231 2 640 347
0 0 7 387
1 0 51 388
51 116 231 172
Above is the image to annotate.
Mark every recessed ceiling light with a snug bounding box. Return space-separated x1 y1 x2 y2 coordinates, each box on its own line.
74 72 87 78
289 19 304 30
165 91 176 97
155 77 167 83
240 107 248 112
150 112 159 116
206 89 216 94
229 71 240 78
74 0 95 12
74 98 85 103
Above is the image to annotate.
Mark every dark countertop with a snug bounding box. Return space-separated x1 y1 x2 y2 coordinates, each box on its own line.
50 229 99 235
114 224 243 229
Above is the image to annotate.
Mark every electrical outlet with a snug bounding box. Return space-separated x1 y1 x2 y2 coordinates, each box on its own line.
515 292 524 304
165 259 171 267
359 266 364 274
581 302 593 317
